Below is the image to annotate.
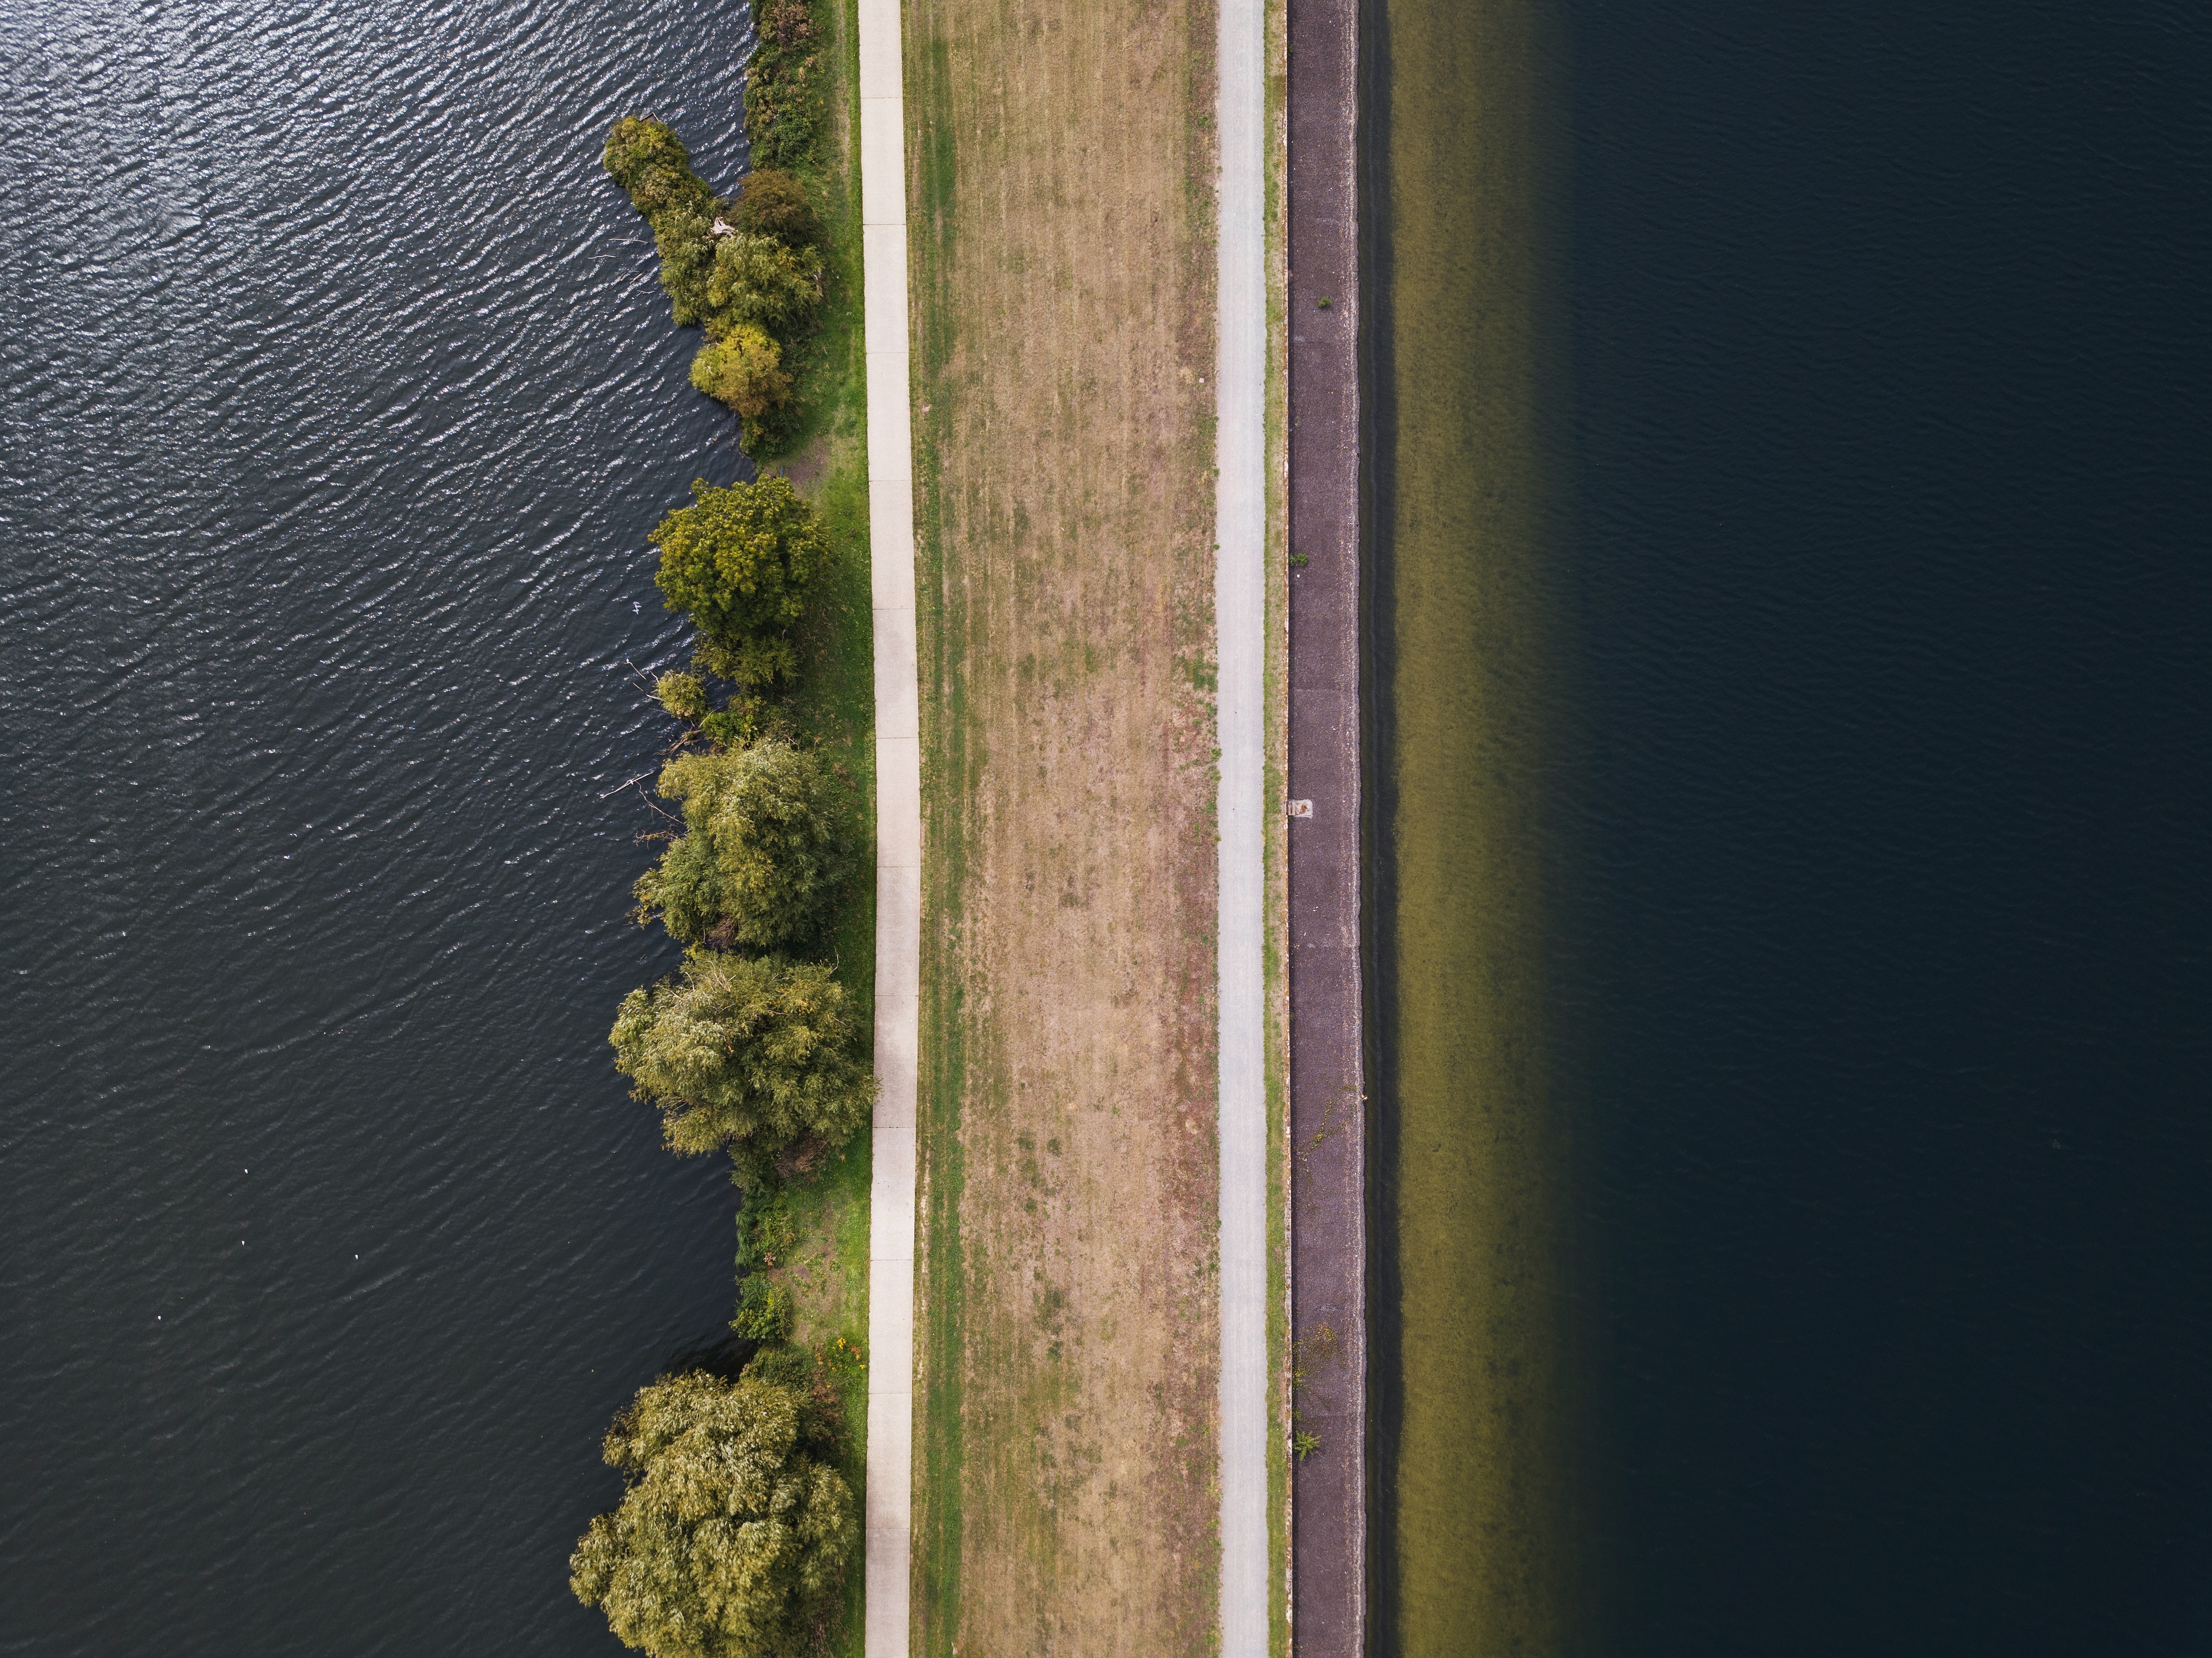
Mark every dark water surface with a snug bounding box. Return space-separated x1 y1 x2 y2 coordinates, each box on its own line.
1565 1 2212 1651
0 0 756 1649
1375 0 2212 1652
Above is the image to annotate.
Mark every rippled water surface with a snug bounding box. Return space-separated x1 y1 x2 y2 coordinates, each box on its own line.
1 0 761 1648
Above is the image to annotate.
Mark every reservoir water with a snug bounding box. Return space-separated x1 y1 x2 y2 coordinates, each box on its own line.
0 0 760 1649
1373 0 2212 1652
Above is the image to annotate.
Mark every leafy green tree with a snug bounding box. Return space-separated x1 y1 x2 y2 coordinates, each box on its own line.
604 119 721 327
690 325 791 418
653 205 717 327
730 168 818 245
604 117 716 217
632 743 848 948
705 233 821 336
610 948 874 1158
570 1370 853 1658
655 671 711 723
651 475 827 664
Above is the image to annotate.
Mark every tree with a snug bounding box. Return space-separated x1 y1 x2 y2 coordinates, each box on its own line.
650 476 827 666
654 671 711 723
604 117 715 218
570 1370 854 1658
690 326 791 419
610 949 875 1158
730 168 817 245
632 743 849 949
604 119 721 328
705 232 821 336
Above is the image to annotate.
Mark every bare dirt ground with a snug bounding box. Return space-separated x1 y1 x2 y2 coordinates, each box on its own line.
902 0 1222 1650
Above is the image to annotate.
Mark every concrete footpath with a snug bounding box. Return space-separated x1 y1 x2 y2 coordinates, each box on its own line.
856 0 919 1650
1287 0 1368 1642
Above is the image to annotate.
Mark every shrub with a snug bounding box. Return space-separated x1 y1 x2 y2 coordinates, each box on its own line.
705 232 821 337
690 324 791 419
655 671 710 723
731 168 818 245
745 0 823 172
604 119 723 329
738 1186 800 1272
570 1370 853 1658
652 204 717 326
701 635 801 692
604 116 716 218
603 113 826 453
699 700 765 750
731 1273 796 1342
609 949 875 1158
632 743 849 949
650 475 827 662
744 1344 816 1392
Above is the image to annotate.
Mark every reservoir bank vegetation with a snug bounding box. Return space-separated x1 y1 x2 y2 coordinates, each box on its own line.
1369 0 1595 1650
569 2 877 1653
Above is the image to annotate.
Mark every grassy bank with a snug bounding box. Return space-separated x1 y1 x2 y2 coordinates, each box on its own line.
757 0 873 1649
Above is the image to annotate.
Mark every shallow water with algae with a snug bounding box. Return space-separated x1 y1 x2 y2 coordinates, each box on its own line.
1372 0 2212 1654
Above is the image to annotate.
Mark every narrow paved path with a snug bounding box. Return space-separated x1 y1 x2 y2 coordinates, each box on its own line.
1287 0 1367 1641
1215 0 1269 1645
856 0 919 1650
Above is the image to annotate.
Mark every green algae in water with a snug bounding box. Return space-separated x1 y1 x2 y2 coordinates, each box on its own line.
1370 0 1595 1650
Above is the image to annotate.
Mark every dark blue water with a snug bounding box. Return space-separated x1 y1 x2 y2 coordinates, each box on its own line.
1566 0 2212 1650
0 0 758 1649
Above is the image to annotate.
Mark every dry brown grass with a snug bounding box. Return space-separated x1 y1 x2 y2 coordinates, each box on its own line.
903 0 1223 1650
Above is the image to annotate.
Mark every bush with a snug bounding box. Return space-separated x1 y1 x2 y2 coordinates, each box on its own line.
603 112 826 454
632 742 849 949
651 475 827 662
652 204 717 327
738 1186 800 1272
655 671 710 723
698 634 800 695
744 1344 816 1392
604 116 716 218
610 949 875 1158
570 1370 853 1658
690 324 791 420
706 233 822 337
731 1273 796 1342
604 119 722 329
731 168 818 245
745 0 823 172
699 701 764 750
